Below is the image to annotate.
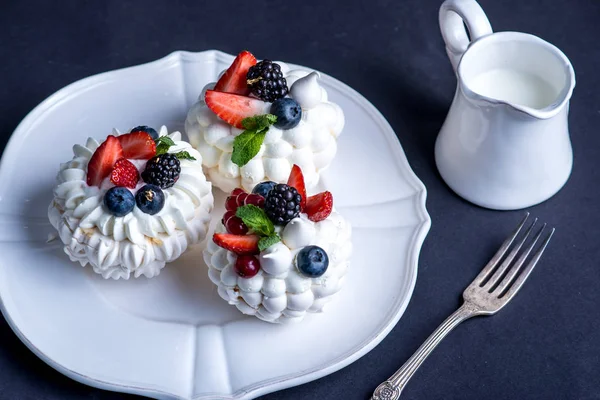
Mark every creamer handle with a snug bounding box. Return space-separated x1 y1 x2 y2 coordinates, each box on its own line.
439 0 493 73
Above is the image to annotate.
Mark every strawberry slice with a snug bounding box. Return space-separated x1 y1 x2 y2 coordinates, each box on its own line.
117 131 156 160
205 90 267 129
214 51 257 95
287 164 307 211
213 233 260 255
305 191 333 222
86 135 124 187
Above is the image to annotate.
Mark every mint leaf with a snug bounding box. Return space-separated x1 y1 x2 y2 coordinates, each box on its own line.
174 151 196 161
241 114 277 131
259 234 281 251
155 136 175 146
231 130 267 167
235 204 274 237
156 144 169 155
231 114 277 167
155 136 176 155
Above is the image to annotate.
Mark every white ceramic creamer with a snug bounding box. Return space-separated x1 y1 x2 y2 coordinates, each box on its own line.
436 0 576 210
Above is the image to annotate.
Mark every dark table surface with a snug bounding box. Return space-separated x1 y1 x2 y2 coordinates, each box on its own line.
2 0 599 399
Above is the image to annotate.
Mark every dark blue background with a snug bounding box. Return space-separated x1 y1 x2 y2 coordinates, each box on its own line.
2 0 599 399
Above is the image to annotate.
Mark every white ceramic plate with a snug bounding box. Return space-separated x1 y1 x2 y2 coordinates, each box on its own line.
0 50 430 399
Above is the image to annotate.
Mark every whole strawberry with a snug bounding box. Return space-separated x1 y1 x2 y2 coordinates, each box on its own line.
110 158 139 189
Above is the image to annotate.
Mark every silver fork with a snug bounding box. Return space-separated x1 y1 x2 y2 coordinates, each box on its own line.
371 213 554 400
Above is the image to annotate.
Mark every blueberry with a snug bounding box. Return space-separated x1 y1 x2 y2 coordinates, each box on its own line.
135 184 165 215
131 125 159 139
270 98 302 130
252 181 277 198
296 245 329 278
104 187 135 217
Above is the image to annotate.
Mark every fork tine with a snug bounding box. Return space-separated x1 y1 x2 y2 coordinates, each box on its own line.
475 213 530 285
500 228 555 300
493 223 546 295
483 218 538 290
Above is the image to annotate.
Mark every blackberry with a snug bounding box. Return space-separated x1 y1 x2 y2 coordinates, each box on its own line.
246 60 289 102
264 184 302 225
141 154 181 189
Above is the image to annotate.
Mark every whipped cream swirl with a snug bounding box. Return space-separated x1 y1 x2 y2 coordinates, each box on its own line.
185 63 345 192
48 127 214 279
203 212 352 324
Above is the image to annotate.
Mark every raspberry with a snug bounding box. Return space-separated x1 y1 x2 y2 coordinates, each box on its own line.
264 184 302 225
110 158 139 189
141 154 180 189
246 60 288 102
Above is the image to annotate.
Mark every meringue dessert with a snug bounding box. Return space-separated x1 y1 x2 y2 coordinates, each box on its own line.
203 165 352 323
49 126 214 279
185 50 345 193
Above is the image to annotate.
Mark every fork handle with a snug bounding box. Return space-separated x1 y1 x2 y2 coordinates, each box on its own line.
371 302 479 400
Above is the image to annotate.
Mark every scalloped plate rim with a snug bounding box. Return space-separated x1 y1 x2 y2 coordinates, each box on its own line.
0 49 431 400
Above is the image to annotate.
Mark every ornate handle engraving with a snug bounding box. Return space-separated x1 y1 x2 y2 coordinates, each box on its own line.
371 302 480 399
372 381 401 400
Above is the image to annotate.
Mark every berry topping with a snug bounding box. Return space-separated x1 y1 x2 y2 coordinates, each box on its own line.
213 233 260 255
234 255 261 278
225 195 239 211
130 125 159 140
287 164 307 211
117 131 156 160
225 188 265 213
110 158 139 189
224 212 249 235
264 184 302 225
222 210 236 224
296 245 329 278
305 191 333 222
205 90 267 129
244 193 265 207
214 51 257 95
270 98 302 129
87 135 124 187
236 192 249 207
104 186 135 217
246 60 289 102
135 184 165 215
252 181 276 198
141 153 181 189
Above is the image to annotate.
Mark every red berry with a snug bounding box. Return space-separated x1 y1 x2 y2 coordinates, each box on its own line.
287 164 307 211
305 191 333 222
214 51 257 95
236 192 248 206
234 255 261 278
213 233 260 255
226 216 249 235
231 188 246 196
117 131 156 160
204 90 268 129
222 210 236 225
110 158 139 189
222 210 248 235
87 136 124 187
225 196 238 211
244 193 265 207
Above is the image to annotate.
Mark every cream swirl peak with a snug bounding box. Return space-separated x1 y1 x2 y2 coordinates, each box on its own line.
185 51 344 193
48 126 214 279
